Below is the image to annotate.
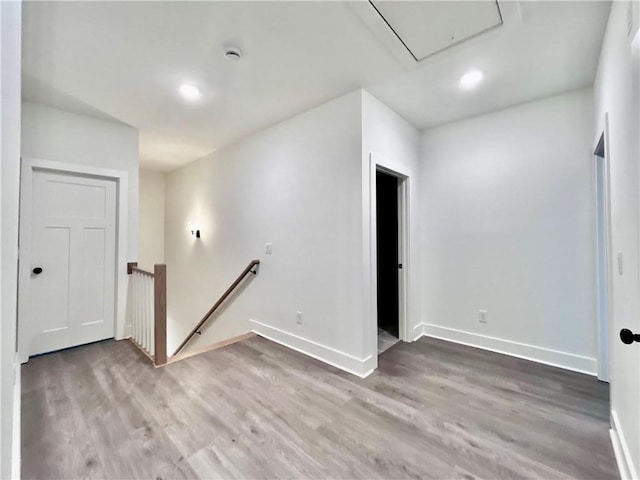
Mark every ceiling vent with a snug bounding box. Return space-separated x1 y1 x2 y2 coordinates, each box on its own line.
224 46 242 61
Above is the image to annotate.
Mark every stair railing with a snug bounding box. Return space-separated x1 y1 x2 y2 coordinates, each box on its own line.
127 263 167 366
172 259 260 357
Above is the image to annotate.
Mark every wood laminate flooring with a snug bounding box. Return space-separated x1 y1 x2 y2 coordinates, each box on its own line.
22 335 617 480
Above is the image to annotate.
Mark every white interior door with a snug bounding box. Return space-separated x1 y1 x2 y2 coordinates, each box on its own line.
27 169 116 356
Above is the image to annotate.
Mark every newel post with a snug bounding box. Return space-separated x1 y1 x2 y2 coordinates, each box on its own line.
154 264 167 366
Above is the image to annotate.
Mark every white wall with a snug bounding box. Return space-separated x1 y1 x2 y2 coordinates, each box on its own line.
21 102 138 348
164 89 422 375
361 91 420 368
419 88 597 373
139 169 165 270
165 91 368 373
0 2 21 477
594 2 640 478
22 102 139 261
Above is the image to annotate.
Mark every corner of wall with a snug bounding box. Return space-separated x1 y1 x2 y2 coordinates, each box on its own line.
164 89 367 371
610 410 639 480
11 356 20 480
1 1 22 476
250 320 375 378
361 90 421 366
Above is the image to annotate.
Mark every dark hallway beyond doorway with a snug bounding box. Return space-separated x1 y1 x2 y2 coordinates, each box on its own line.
376 170 399 341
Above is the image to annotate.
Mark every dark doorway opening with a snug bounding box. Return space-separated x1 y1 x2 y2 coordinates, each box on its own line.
376 170 400 354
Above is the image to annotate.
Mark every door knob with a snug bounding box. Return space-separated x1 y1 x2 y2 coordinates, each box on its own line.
620 328 640 344
32 267 43 275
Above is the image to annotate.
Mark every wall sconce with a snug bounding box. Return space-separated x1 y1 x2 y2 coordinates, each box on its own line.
189 223 201 238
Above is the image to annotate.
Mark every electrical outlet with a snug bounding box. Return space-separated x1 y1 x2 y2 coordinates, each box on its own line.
296 311 303 325
265 243 273 254
478 310 488 324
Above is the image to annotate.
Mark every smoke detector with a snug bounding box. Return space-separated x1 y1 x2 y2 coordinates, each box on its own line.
224 47 242 61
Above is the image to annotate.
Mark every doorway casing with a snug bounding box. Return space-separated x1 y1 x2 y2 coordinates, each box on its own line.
366 152 411 369
17 158 129 363
592 114 612 383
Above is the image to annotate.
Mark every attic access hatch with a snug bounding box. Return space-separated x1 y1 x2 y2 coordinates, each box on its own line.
351 1 503 66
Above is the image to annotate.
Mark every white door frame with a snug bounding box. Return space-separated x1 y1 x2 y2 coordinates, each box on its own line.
368 152 411 361
18 158 129 363
592 114 612 383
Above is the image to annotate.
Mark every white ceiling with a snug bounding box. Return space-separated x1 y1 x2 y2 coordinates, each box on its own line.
369 1 503 61
22 1 611 172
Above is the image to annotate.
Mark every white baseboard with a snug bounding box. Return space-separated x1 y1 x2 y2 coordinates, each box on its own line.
611 410 639 480
11 355 21 480
412 323 424 342
414 323 597 375
250 319 374 378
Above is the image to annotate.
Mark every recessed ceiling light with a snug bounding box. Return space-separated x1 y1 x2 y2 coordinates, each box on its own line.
459 70 484 90
178 83 201 101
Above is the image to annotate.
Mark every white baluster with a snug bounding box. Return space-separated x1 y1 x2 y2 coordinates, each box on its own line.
134 272 139 345
149 275 155 356
126 274 132 337
129 269 161 358
143 274 148 351
132 272 137 344
138 273 142 346
145 276 151 352
140 275 149 351
130 273 134 341
139 274 144 351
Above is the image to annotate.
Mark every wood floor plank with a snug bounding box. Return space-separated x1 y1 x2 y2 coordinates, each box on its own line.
22 335 617 479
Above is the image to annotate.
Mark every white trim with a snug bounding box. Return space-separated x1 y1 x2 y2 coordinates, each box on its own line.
593 113 613 382
414 323 597 375
396 168 410 344
610 410 639 480
18 158 129 363
346 2 417 70
11 355 20 480
367 152 412 368
250 319 375 378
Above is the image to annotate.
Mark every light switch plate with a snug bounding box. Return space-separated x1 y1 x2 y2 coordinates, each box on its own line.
617 251 623 275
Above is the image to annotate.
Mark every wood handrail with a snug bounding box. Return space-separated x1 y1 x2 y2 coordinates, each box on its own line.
172 259 260 357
